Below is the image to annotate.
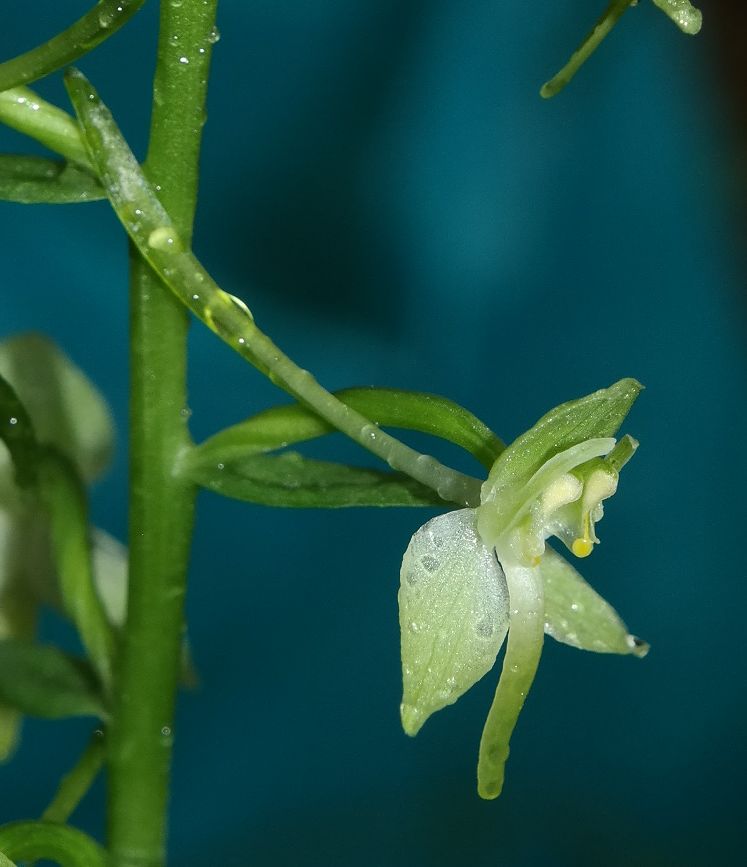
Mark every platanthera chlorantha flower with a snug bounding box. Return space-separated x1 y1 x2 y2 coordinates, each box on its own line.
398 379 648 799
0 334 124 759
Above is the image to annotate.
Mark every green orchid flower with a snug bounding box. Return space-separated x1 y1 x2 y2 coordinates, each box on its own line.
0 333 123 759
398 379 648 799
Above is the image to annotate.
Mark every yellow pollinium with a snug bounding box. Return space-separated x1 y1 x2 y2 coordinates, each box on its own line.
571 537 594 558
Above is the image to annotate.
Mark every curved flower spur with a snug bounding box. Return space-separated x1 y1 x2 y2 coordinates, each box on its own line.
398 379 648 799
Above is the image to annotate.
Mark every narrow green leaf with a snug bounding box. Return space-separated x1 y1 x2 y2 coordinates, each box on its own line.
0 1 146 92
37 450 115 688
399 509 509 736
0 373 38 489
0 333 114 483
0 821 106 867
0 155 103 204
0 640 104 720
541 548 649 656
191 387 504 474
192 451 448 508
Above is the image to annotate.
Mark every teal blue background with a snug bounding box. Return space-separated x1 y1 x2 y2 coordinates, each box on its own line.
1 2 745 865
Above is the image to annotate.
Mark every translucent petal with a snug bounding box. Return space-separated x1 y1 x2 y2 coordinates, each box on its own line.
540 548 649 657
399 509 509 736
91 528 128 628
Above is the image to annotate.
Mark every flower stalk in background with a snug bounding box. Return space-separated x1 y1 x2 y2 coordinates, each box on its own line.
398 379 648 798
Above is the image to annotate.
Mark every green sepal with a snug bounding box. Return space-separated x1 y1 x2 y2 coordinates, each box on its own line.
0 820 106 867
0 373 39 489
0 640 105 720
0 334 114 483
479 379 641 544
190 387 504 473
0 155 104 204
191 451 447 508
652 0 702 35
398 509 509 736
541 548 649 656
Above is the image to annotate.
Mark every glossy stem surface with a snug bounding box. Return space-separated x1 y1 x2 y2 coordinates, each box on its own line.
105 1 217 865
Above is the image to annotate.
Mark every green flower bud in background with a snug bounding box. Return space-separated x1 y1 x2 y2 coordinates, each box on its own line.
0 334 122 759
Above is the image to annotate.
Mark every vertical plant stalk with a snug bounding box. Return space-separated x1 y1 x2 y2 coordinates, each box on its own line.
106 2 218 865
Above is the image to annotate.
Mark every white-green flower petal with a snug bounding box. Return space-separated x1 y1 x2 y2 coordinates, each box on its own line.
0 333 114 482
91 528 128 628
399 509 509 736
540 548 649 657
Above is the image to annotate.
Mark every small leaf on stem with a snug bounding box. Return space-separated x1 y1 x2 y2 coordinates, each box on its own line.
0 155 104 205
191 451 448 508
0 640 104 720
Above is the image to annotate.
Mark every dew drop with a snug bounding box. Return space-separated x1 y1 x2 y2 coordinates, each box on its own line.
207 25 221 44
8 417 17 426
148 226 182 252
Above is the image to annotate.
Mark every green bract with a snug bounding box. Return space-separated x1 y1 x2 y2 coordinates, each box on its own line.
398 380 648 799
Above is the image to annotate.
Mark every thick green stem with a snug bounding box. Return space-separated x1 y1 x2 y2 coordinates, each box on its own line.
105 2 217 865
